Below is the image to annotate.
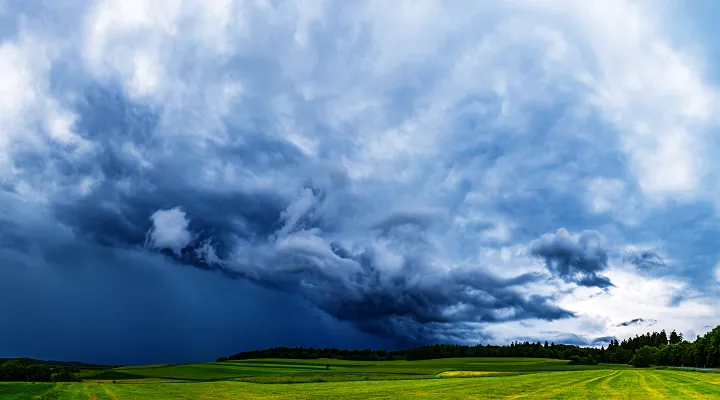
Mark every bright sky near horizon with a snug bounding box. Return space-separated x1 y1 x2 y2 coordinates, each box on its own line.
2 0 720 364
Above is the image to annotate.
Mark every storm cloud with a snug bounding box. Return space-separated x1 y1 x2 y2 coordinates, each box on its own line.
0 192 386 364
0 84 577 351
3 0 720 364
222 234 575 342
529 229 613 288
77 168 576 344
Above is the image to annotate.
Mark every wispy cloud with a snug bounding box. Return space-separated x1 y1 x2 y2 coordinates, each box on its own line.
614 318 658 328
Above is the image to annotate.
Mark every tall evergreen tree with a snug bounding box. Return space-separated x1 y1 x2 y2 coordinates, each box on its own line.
669 330 682 344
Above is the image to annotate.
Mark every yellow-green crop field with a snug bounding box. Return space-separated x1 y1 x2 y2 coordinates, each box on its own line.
1 357 719 399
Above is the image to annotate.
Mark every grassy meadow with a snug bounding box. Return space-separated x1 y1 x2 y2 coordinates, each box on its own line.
2 357 719 399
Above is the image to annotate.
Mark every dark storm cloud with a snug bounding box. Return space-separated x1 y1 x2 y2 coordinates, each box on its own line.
0 193 386 365
229 239 575 343
43 85 291 249
614 318 657 328
165 201 575 343
529 228 613 288
0 86 578 350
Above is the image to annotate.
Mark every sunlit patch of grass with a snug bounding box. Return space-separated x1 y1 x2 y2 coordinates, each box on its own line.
436 371 512 378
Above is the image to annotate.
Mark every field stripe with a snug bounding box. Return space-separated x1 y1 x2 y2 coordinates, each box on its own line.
481 370 610 399
587 369 623 399
660 370 720 385
532 370 615 399
636 370 674 399
649 370 720 399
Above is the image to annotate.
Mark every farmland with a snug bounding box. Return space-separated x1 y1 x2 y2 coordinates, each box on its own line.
1 357 719 399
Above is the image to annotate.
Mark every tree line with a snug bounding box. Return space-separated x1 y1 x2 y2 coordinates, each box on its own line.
218 323 720 368
0 358 81 382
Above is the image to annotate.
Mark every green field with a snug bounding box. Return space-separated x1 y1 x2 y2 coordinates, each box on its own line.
1 357 719 399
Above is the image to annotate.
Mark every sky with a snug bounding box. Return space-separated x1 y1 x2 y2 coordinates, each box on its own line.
2 0 720 365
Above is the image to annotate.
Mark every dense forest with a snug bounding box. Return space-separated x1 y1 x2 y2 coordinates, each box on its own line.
219 324 720 368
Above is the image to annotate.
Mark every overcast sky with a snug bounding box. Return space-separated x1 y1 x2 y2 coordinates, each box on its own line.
2 0 720 365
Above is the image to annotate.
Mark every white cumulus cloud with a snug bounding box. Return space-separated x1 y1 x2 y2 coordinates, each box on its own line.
146 207 194 257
